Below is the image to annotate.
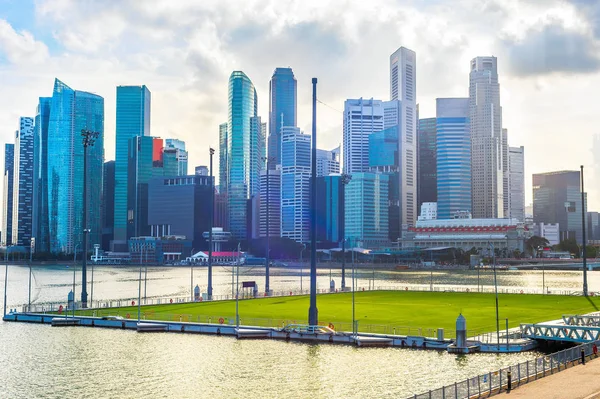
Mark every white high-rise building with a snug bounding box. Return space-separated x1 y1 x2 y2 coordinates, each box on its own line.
343 98 384 174
469 56 504 218
259 168 281 238
316 146 340 177
508 146 525 221
389 46 417 226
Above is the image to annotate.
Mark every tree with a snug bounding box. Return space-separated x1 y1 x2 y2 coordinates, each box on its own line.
526 236 550 256
557 238 580 258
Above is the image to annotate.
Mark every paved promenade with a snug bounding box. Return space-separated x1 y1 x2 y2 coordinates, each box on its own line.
509 356 600 398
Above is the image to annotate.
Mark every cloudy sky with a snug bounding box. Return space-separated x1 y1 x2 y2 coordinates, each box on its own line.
1 0 599 208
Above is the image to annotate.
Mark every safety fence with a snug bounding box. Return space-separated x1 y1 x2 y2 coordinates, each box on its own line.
408 341 600 398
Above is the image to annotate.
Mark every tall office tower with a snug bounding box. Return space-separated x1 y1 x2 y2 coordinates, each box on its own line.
502 128 509 218
533 171 586 243
2 144 14 246
218 123 229 229
390 46 416 103
33 97 51 252
268 67 297 168
508 146 525 221
316 146 340 177
259 168 281 238
12 117 35 246
469 56 504 218
436 98 471 219
383 100 417 227
417 118 437 215
250 116 267 197
47 79 104 253
281 126 311 243
316 174 343 244
345 172 389 249
369 126 400 242
227 71 259 240
343 98 384 173
127 136 164 238
195 166 209 176
165 138 188 175
588 211 600 241
102 160 115 250
114 85 151 247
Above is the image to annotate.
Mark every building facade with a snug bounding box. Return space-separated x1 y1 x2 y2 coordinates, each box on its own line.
2 144 14 246
436 98 471 220
102 161 115 250
343 98 384 174
259 168 281 238
417 117 436 215
12 117 35 246
588 212 600 242
469 57 504 218
508 146 525 221
533 222 560 246
316 147 340 177
33 97 51 252
195 166 209 176
164 138 188 176
268 67 297 169
345 172 389 249
47 79 104 254
316 174 343 245
114 85 151 247
227 71 259 241
281 127 311 243
533 171 585 243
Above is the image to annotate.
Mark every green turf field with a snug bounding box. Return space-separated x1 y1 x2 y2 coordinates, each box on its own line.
73 291 600 335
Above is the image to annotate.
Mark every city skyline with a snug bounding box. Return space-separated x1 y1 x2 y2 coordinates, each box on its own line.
1 1 600 209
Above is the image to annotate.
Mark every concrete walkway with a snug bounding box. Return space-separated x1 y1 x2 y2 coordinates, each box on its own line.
508 357 600 398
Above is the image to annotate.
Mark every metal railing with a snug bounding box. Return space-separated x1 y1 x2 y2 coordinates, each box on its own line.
409 341 600 398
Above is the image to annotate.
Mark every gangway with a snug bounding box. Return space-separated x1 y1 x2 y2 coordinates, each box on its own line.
521 323 600 343
562 315 600 327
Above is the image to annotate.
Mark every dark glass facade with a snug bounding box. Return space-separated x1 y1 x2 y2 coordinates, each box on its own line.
34 97 51 252
13 117 35 246
316 175 343 245
102 161 115 250
2 144 14 245
417 118 437 215
268 67 297 168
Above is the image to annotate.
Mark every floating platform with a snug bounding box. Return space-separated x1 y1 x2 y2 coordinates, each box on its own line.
51 317 81 327
236 328 271 339
355 336 393 347
447 342 481 354
137 322 168 332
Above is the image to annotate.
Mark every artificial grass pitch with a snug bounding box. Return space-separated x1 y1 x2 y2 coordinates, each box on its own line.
86 291 600 334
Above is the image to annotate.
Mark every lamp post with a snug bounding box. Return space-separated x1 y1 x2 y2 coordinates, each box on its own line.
340 173 351 290
137 265 142 322
3 246 8 317
236 242 241 328
351 237 356 338
73 243 79 319
190 247 195 302
208 148 215 300
308 77 319 326
28 238 34 312
489 242 500 351
262 156 275 296
81 128 100 308
300 243 306 292
144 246 148 302
581 165 588 296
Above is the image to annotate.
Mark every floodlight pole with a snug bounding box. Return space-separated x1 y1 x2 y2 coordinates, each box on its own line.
308 78 318 326
581 165 588 296
208 148 215 299
262 156 275 296
340 174 351 290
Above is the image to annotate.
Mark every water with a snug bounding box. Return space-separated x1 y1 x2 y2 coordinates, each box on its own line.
0 265 589 398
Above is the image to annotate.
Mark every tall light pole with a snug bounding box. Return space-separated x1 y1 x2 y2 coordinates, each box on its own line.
340 173 351 290
236 242 241 327
308 77 319 326
208 148 215 299
490 242 500 351
581 165 588 296
3 247 8 317
81 128 100 308
262 156 275 296
28 238 34 311
190 247 195 302
300 243 306 292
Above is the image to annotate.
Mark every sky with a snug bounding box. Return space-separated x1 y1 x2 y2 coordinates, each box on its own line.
1 0 599 208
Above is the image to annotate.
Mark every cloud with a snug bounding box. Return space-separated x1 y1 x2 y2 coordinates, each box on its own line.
569 0 600 38
501 23 600 76
0 19 49 64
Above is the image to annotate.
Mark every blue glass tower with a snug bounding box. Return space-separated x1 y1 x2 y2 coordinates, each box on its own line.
316 174 343 244
47 78 104 253
227 71 258 240
268 68 297 168
2 144 14 246
34 97 51 252
114 85 151 246
12 117 35 246
436 98 471 219
417 118 437 215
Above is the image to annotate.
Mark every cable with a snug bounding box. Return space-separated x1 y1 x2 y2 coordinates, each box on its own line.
317 99 343 114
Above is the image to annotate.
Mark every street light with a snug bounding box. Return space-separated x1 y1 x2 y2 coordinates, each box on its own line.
262 156 275 296
3 246 9 317
81 128 100 308
73 243 80 318
190 247 195 302
208 148 215 300
581 165 588 296
235 243 241 328
489 242 500 351
28 237 35 312
340 173 351 290
300 243 306 292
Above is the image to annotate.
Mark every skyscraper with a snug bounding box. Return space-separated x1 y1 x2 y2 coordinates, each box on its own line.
343 98 384 174
436 98 471 219
268 67 297 168
508 146 525 221
12 117 35 246
33 97 51 252
281 127 311 243
47 78 104 253
469 56 504 218
259 168 281 238
114 85 151 246
165 139 188 175
533 171 585 243
250 116 266 197
102 160 115 250
316 146 340 177
2 144 14 246
417 117 437 214
316 174 343 244
227 71 259 240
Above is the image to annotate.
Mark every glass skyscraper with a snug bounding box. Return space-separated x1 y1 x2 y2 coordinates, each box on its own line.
316 174 343 244
114 85 151 246
436 98 471 219
417 118 437 215
268 67 297 168
12 117 35 246
227 71 259 240
47 78 104 253
34 97 51 252
2 144 14 246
